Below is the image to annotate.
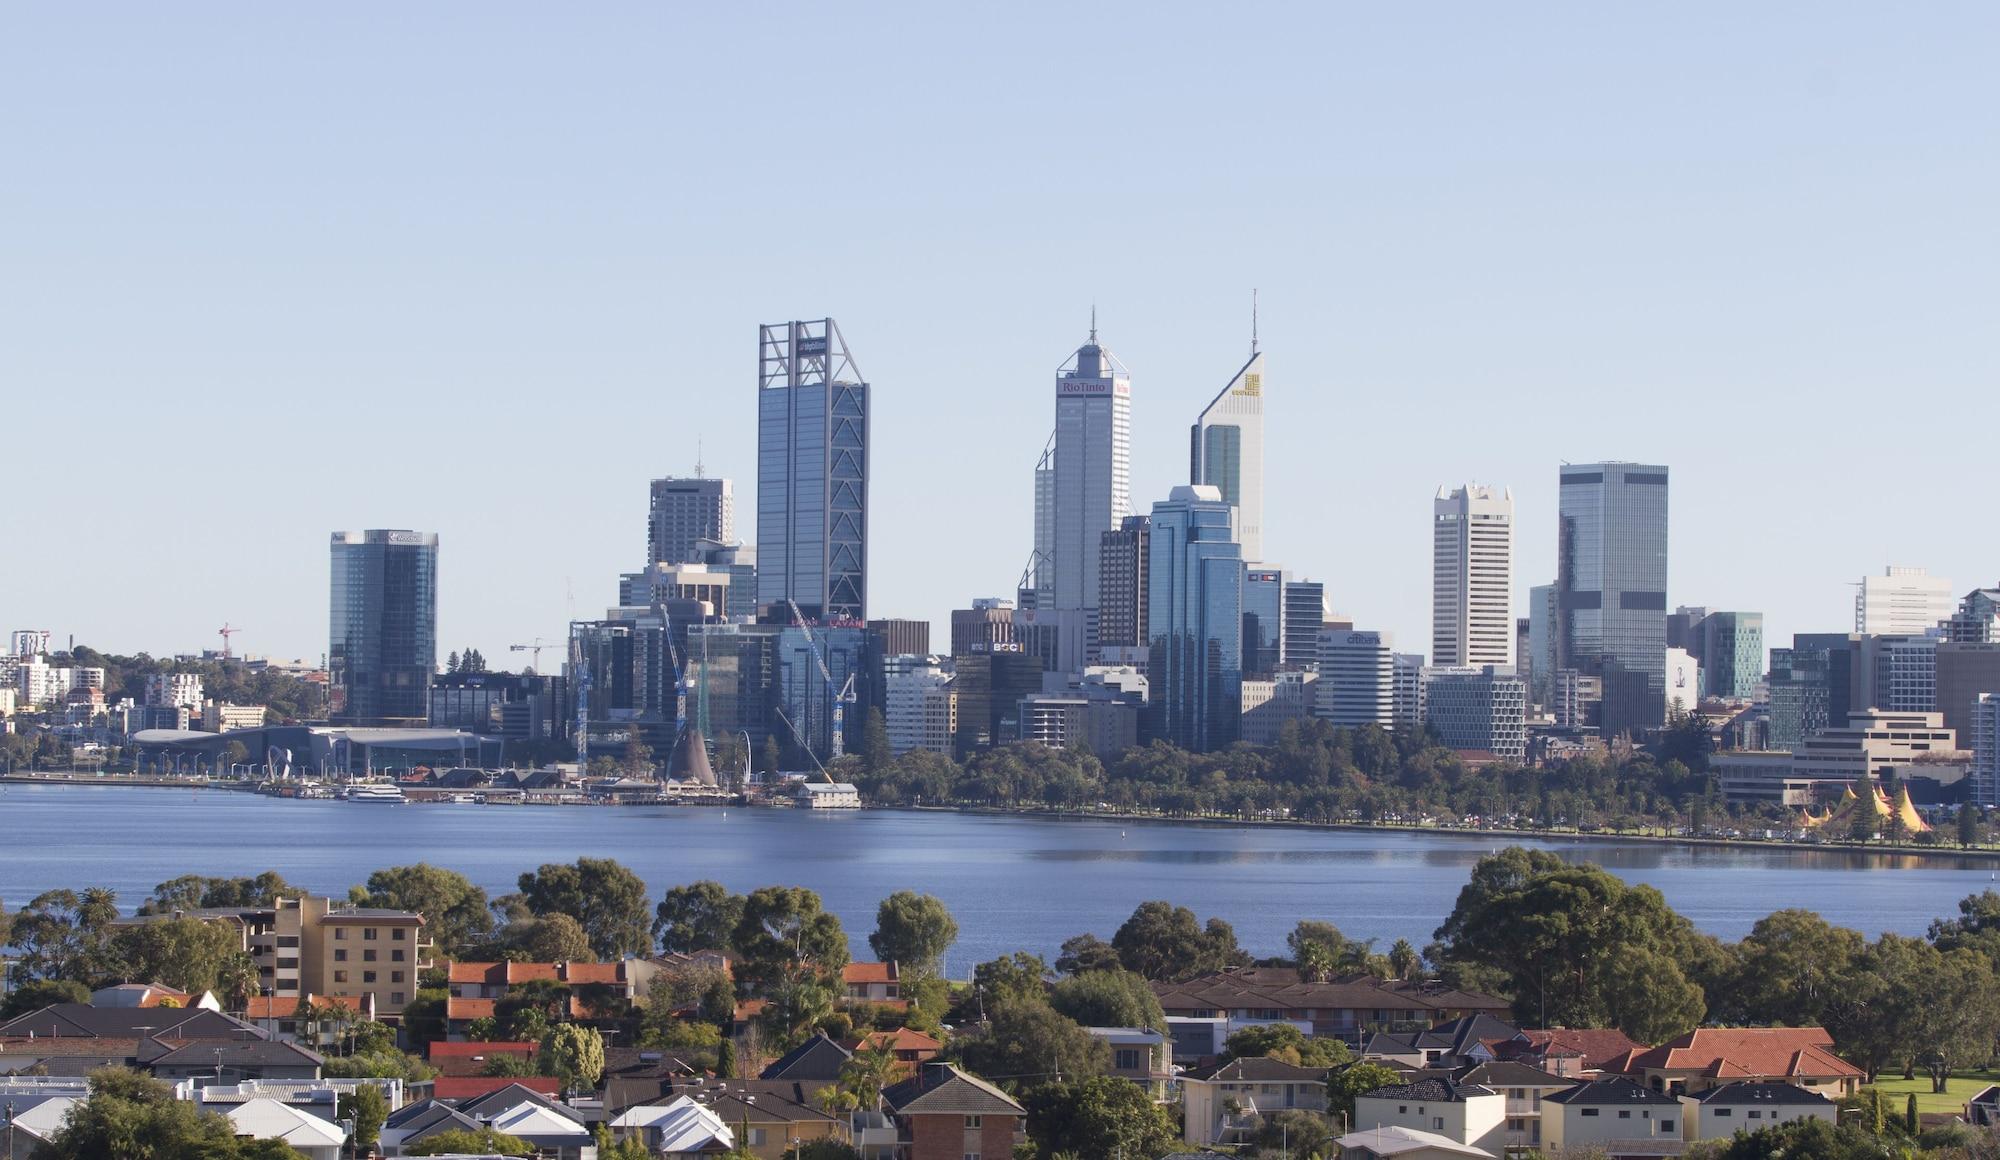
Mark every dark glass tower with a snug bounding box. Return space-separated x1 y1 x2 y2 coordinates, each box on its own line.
1147 485 1244 752
330 530 438 726
756 319 869 621
1556 463 1669 738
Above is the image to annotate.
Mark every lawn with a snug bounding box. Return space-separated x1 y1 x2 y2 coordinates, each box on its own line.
1869 1069 1999 1116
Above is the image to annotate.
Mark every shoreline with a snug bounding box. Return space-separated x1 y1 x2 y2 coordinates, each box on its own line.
6 771 1993 866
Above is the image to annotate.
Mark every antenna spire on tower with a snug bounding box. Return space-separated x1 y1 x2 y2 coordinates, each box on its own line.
1089 304 1097 344
695 437 705 479
1251 288 1260 356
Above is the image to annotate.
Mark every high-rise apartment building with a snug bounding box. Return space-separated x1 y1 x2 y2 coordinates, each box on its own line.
756 319 869 620
1855 566 1952 636
883 655 954 756
1098 516 1150 652
1947 588 2000 644
1973 693 2000 809
1316 628 1394 728
1424 666 1528 762
1047 322 1132 623
648 476 733 566
1938 644 2000 749
1190 345 1265 562
1282 579 1328 670
329 530 438 727
1696 611 1765 700
1146 485 1243 752
1556 462 1669 738
1526 583 1557 706
1432 483 1513 669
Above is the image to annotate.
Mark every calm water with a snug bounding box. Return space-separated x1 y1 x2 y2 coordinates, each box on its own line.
1 784 1992 969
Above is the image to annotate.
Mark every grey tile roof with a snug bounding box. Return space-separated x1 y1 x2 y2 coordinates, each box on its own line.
759 1033 852 1081
1362 1079 1494 1104
0 1004 263 1041
1695 1082 1835 1106
882 1063 1024 1116
1546 1077 1681 1106
1183 1056 1330 1083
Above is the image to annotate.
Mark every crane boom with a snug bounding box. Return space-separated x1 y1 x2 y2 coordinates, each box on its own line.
784 599 857 764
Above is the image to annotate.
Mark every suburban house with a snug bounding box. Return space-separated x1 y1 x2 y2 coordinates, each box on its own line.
1967 1084 2000 1128
1511 1028 1647 1078
380 1100 485 1157
1353 1078 1507 1157
1447 1060 1574 1151
89 982 220 1011
1154 968 1510 1057
600 1047 704 1112
222 1098 347 1160
850 1027 943 1074
1178 1056 1330 1147
843 961 904 1006
607 1096 735 1157
1362 1014 1527 1070
687 1080 847 1158
1335 1124 1500 1160
1541 1077 1685 1158
1086 1026 1173 1098
454 1083 598 1160
1604 1027 1864 1098
0 1003 322 1084
243 992 372 1048
448 959 644 1001
1681 1082 1836 1141
426 1039 539 1077
761 1033 854 1081
880 1062 1026 1160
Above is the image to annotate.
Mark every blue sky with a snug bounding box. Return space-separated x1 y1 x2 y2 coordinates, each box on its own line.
3 3 1995 666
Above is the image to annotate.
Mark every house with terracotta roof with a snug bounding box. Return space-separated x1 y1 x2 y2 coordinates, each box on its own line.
1604 1027 1864 1099
880 1062 1025 1160
849 1027 943 1071
842 961 904 1006
1510 1028 1647 1078
426 1039 539 1077
242 992 372 1048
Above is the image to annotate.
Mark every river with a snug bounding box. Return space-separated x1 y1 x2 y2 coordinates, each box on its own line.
0 784 1989 968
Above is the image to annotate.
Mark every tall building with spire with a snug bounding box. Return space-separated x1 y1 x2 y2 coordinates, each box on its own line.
756 319 869 620
1034 314 1131 650
1191 296 1266 562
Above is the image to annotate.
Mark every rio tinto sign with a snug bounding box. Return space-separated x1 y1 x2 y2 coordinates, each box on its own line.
1057 379 1130 396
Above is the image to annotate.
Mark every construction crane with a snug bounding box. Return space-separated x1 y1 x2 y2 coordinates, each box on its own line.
217 624 240 660
509 638 562 673
785 599 856 764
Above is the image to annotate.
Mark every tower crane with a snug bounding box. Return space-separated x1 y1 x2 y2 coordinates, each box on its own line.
509 638 562 673
785 599 857 765
217 624 240 660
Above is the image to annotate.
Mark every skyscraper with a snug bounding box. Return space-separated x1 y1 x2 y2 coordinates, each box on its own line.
1282 579 1328 669
1556 462 1669 738
1855 566 1952 636
1146 485 1242 752
756 319 869 620
648 476 732 566
329 530 438 726
1243 568 1284 678
1695 611 1765 700
1191 341 1265 562
1316 628 1394 727
1097 516 1150 652
1432 483 1514 669
1047 320 1131 620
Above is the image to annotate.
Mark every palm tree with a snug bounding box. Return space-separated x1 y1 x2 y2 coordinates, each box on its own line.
837 1043 900 1109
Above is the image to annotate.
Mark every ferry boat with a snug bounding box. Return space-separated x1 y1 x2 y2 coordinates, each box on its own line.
348 782 405 803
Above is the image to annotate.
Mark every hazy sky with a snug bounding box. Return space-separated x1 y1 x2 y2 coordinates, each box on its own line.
4 3 1995 667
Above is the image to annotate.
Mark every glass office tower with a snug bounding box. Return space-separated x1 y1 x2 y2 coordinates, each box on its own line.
757 319 869 621
1148 485 1244 751
1556 462 1669 738
330 530 438 726
1243 567 1284 678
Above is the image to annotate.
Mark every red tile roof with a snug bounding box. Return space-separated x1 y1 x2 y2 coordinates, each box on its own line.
1521 1028 1647 1071
1609 1028 1862 1082
843 962 899 985
446 960 627 986
562 962 625 986
430 1040 538 1059
431 1076 562 1100
854 1028 942 1054
448 962 508 986
447 998 497 1021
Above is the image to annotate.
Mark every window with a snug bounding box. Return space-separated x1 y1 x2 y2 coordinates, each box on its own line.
334 950 347 962
363 927 378 940
276 936 299 948
747 1129 766 1146
391 992 405 1005
1116 1049 1140 1070
333 928 345 940
1748 1110 1763 1120
1398 1106 1409 1114
1716 1109 1733 1117
393 928 407 940
1619 1110 1632 1119
1582 1109 1600 1118
392 949 405 962
964 1116 982 1129
1432 1118 1444 1131
276 957 298 970
363 971 377 983
333 970 348 983
1661 1119 1676 1133
391 971 404 983
363 949 377 962
964 1154 981 1160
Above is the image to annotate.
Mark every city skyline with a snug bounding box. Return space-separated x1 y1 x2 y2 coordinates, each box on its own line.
4 5 1995 667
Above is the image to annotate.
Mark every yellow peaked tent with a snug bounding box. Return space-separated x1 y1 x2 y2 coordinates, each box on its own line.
1798 779 1931 834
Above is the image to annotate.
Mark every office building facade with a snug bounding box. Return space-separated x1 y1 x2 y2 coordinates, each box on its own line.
1424 666 1528 763
1282 579 1328 669
883 655 954 756
648 476 732 566
1243 568 1285 678
1974 694 2000 809
1432 484 1514 668
1938 643 2000 748
756 319 869 620
329 530 438 726
1098 516 1150 651
1190 348 1265 562
1859 634 1939 714
1316 628 1394 728
951 599 1017 657
1526 583 1557 706
1855 566 1953 636
1146 485 1243 752
1047 324 1132 621
1696 611 1764 700
1556 462 1669 738
1393 653 1427 732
